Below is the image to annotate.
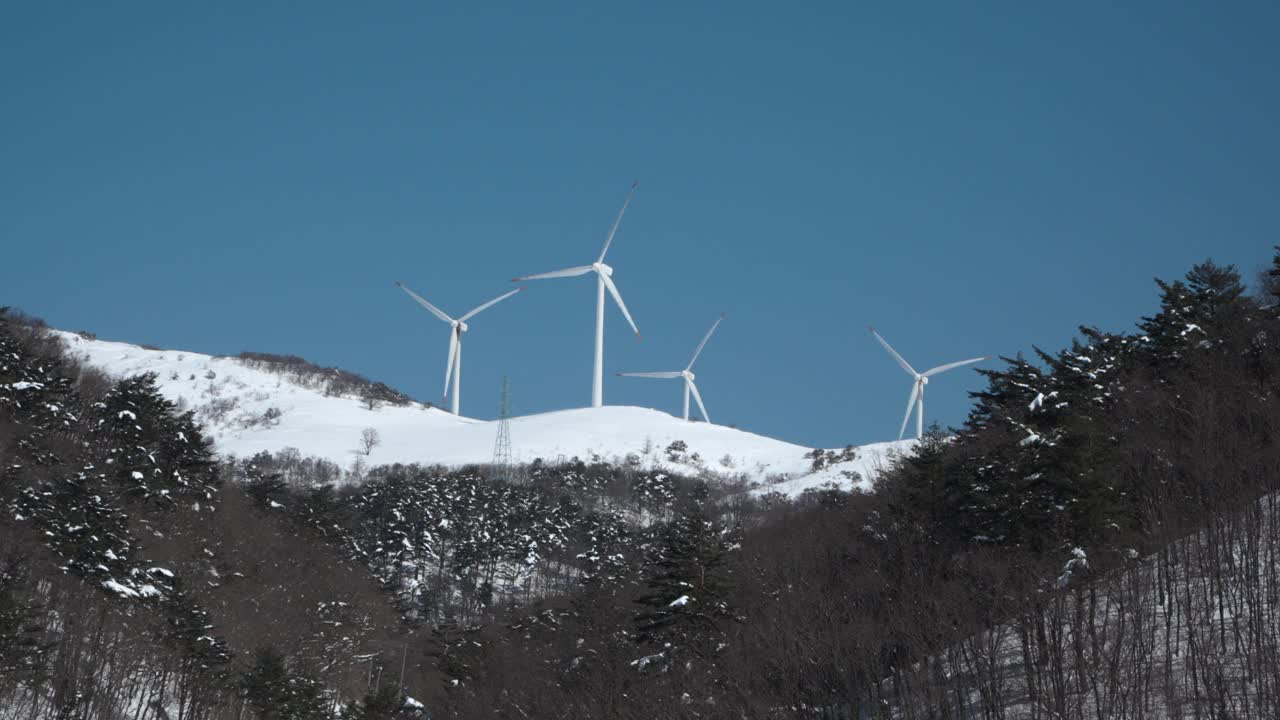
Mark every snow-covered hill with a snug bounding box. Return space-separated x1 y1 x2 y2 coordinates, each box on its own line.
55 331 913 493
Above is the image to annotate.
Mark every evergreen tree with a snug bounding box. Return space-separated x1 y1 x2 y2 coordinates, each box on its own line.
1138 260 1249 361
0 310 78 467
633 489 741 673
163 584 234 690
343 686 415 720
89 373 217 506
0 556 49 688
240 646 330 720
1270 245 1280 302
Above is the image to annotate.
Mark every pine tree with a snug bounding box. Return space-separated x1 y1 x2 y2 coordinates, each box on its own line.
343 686 411 720
163 584 233 690
1138 260 1249 361
1269 245 1280 302
89 373 217 506
0 311 78 467
633 490 741 673
240 646 330 720
0 557 49 688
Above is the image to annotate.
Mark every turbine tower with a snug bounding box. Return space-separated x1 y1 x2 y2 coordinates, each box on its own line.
869 326 990 440
513 182 642 408
395 281 522 416
619 314 724 423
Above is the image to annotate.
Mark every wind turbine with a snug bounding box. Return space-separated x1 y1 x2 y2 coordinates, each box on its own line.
513 181 642 408
619 314 724 423
869 326 990 440
395 281 522 416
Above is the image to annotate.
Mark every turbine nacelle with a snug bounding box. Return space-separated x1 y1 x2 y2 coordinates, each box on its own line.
869 326 989 440
618 314 724 423
510 182 640 408
396 281 523 415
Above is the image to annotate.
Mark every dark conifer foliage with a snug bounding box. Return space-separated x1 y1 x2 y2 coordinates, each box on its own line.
633 492 742 672
240 646 330 720
0 555 50 688
1269 245 1280 301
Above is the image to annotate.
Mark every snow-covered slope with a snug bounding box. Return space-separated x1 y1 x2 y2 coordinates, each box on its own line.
55 331 913 493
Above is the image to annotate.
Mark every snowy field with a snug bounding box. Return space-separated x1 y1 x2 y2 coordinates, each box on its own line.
55 331 913 494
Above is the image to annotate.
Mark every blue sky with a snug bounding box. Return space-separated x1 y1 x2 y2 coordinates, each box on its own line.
2 3 1277 448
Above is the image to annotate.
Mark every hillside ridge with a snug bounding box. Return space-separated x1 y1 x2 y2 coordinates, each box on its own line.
53 330 913 492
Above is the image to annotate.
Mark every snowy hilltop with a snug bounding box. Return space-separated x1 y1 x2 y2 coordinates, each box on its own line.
53 331 913 494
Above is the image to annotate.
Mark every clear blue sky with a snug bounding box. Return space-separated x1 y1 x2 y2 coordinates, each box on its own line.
2 3 1277 448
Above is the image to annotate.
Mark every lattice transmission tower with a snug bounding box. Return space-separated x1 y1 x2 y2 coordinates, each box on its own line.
491 376 513 483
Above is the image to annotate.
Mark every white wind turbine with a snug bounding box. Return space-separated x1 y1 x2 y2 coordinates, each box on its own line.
395 281 522 416
618 314 724 423
869 326 990 440
513 181 642 408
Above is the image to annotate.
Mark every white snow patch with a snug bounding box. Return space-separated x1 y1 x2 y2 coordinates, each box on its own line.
54 330 912 496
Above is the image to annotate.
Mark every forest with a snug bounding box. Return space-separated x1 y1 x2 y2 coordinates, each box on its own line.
2 247 1280 719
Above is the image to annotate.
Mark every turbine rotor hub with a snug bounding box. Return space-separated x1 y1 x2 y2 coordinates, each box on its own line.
593 262 614 277
920 375 929 386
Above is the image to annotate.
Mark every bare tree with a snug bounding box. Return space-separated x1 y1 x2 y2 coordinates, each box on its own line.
359 427 381 456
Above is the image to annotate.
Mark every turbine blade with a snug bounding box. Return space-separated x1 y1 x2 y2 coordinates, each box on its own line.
617 371 682 379
869 326 918 377
396 281 454 324
687 313 725 370
600 272 640 337
513 265 594 281
898 381 920 442
922 356 992 377
598 180 638 263
443 328 459 401
458 287 523 322
688 380 710 424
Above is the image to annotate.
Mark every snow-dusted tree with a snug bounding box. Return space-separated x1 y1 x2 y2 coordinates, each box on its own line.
239 645 330 720
0 556 49 688
1138 259 1249 362
87 372 219 506
0 310 78 466
1271 245 1280 301
633 490 741 674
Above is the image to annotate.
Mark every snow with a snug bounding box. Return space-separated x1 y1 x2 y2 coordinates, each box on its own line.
102 579 158 598
669 595 691 607
54 331 914 495
102 580 136 597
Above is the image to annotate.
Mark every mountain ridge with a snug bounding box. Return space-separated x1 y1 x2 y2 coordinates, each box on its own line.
53 330 913 493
